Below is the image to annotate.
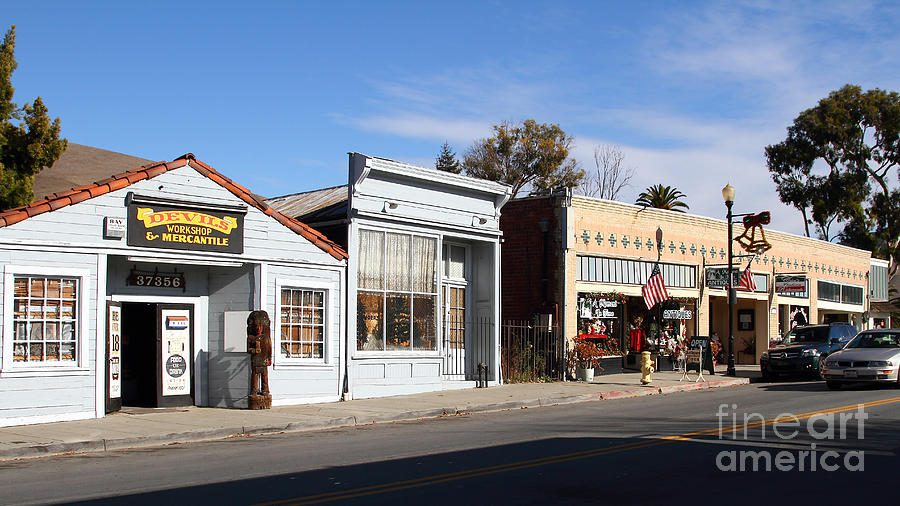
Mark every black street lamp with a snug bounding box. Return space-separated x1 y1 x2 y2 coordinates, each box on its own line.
722 183 737 377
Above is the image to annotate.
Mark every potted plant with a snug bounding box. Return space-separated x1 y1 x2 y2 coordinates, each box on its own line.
567 339 604 381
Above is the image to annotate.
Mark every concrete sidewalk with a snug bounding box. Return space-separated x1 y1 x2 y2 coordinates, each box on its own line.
0 365 758 461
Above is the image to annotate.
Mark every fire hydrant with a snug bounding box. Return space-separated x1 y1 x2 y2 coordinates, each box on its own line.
640 351 654 385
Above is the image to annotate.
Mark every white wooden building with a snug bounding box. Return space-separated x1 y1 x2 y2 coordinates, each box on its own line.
0 154 347 426
268 153 512 399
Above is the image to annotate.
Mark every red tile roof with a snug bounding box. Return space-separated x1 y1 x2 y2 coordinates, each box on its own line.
0 154 348 261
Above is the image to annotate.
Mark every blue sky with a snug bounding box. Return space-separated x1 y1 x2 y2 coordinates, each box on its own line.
4 1 900 236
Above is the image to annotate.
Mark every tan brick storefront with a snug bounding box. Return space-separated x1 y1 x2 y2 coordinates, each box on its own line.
501 192 872 368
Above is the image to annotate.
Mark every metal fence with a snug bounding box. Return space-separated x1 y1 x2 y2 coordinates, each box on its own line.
500 320 563 383
442 317 495 384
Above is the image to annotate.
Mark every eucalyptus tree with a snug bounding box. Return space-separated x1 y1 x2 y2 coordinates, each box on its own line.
766 84 900 267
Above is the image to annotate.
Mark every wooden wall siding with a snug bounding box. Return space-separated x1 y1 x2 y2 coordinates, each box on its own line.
412 363 441 377
206 265 255 408
0 167 343 267
471 241 498 376
0 164 347 420
265 264 343 404
355 175 501 233
351 358 443 399
344 154 506 399
0 249 99 421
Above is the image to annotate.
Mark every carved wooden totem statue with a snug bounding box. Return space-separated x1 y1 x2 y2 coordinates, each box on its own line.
247 310 272 409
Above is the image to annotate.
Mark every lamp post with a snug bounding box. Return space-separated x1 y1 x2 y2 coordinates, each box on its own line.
656 227 663 260
722 184 736 377
656 226 663 345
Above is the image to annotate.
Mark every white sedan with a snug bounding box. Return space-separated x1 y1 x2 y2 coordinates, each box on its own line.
823 330 900 390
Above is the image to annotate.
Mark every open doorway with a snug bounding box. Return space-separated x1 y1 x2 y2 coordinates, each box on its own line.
119 302 194 408
121 303 156 407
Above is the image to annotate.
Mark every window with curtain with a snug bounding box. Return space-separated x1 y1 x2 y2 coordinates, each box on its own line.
357 230 437 351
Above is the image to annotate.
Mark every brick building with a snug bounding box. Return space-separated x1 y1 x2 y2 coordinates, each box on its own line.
501 190 883 372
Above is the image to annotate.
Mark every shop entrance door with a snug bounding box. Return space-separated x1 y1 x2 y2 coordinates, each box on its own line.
120 302 194 408
106 302 122 413
443 284 467 379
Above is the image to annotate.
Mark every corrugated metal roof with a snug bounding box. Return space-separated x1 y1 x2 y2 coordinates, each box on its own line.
266 185 348 222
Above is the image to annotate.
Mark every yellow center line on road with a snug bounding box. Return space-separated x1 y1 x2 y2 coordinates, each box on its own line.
258 396 900 505
666 396 900 441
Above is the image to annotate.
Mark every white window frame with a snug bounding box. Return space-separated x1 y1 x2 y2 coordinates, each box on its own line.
355 227 440 356
2 265 91 376
443 242 470 284
274 277 331 366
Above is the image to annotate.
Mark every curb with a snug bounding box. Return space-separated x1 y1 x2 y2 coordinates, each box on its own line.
0 376 750 461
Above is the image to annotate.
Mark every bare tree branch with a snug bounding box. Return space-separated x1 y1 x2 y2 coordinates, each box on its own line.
578 144 635 200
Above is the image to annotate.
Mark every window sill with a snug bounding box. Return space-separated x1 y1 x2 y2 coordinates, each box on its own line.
273 361 332 369
0 367 91 378
352 351 442 359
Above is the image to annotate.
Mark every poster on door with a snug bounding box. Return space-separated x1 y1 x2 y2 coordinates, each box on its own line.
108 305 121 399
161 309 191 396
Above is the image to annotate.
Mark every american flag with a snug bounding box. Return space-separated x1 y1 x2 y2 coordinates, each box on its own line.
642 264 668 309
738 265 756 291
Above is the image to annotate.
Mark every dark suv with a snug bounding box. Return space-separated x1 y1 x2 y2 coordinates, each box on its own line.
760 323 858 380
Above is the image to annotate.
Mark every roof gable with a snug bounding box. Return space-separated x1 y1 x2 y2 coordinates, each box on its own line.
0 154 347 261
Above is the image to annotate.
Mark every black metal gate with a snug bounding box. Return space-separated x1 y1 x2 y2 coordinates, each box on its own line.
442 317 495 383
500 320 563 382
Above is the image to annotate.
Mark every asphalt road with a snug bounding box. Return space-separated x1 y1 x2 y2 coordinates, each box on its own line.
3 380 899 505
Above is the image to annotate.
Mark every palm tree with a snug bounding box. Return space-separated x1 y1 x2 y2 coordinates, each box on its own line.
635 184 689 212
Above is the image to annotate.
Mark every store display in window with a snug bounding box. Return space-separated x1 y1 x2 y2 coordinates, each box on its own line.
628 314 645 352
11 276 79 363
577 293 624 359
356 230 438 352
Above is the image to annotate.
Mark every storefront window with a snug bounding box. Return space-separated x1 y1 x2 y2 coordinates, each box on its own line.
624 297 696 358
817 280 863 305
578 256 696 288
357 230 437 351
577 293 624 357
842 285 863 305
279 288 326 359
817 280 842 302
12 276 78 363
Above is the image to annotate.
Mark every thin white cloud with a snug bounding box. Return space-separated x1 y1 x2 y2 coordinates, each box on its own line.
349 114 492 145
571 113 806 238
617 143 807 238
365 60 561 118
337 1 900 240
649 6 799 82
